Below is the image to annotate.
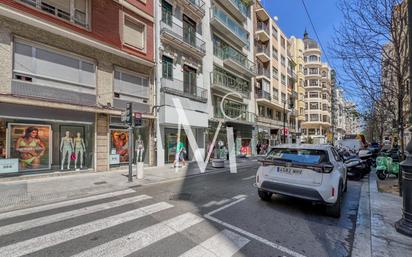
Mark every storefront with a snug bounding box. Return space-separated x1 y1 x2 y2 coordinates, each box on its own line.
0 103 95 175
108 116 151 168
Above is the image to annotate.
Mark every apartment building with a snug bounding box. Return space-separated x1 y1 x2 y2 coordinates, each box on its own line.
0 0 155 174
345 102 361 135
207 0 256 156
301 31 332 144
289 36 305 141
253 0 298 147
155 0 208 165
332 86 347 141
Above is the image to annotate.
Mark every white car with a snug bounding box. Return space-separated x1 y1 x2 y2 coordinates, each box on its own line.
255 144 347 217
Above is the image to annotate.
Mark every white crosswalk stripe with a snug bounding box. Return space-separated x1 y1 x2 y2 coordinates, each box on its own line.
0 201 173 257
0 194 151 236
178 229 250 257
73 212 205 257
0 189 135 220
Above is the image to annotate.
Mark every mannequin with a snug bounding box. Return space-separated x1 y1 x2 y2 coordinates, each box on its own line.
60 131 74 170
135 135 144 163
74 132 86 169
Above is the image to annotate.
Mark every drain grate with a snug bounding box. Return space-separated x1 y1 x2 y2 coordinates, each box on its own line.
169 193 192 201
93 181 107 185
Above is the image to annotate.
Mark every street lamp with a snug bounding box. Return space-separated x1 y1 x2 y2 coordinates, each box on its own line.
395 0 412 237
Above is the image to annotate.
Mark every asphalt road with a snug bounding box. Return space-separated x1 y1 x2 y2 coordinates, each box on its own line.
0 164 362 257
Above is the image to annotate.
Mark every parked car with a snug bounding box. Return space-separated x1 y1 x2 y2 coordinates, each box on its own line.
255 144 347 218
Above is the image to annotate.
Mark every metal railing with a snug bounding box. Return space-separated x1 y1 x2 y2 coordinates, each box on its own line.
257 65 270 78
256 43 270 56
160 20 206 53
210 71 250 97
186 0 206 11
161 78 208 102
20 0 88 28
256 21 270 35
214 104 255 123
255 89 271 101
214 44 255 74
210 5 249 44
228 0 249 17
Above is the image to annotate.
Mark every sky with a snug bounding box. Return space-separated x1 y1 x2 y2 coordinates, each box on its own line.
260 0 356 103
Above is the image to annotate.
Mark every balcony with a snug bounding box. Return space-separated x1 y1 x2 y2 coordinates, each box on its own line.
160 78 208 103
215 44 256 76
256 116 284 127
256 65 270 80
215 0 249 21
210 71 250 98
214 105 255 124
19 0 89 29
256 22 270 42
160 20 206 58
256 43 270 63
175 0 206 19
255 89 271 101
255 6 270 21
210 6 249 48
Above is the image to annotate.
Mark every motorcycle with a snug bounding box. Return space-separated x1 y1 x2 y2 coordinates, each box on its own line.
338 147 371 180
375 149 400 180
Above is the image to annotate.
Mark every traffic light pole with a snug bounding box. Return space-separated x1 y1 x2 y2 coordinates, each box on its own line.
128 125 134 182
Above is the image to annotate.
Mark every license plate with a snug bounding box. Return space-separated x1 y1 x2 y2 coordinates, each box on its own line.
276 166 302 175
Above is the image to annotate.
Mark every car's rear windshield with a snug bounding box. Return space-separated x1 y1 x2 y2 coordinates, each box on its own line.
266 148 329 164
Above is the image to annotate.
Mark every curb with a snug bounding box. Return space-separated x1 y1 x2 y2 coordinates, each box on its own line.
351 175 372 257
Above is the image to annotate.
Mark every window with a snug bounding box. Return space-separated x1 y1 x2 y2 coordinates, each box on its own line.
183 15 196 46
162 55 173 79
309 80 319 87
281 74 286 85
20 0 89 28
258 105 265 116
272 26 278 39
272 47 278 60
162 0 173 25
13 40 96 89
305 102 308 109
281 92 286 103
309 68 318 75
310 102 319 110
305 114 308 121
183 65 197 96
309 92 318 98
273 88 279 99
322 93 327 99
114 68 149 99
322 104 327 111
272 67 278 78
308 55 318 62
281 55 286 67
281 37 286 48
123 16 145 50
267 108 273 118
310 114 319 121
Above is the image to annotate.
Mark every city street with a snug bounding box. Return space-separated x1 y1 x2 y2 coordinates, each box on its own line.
0 165 362 257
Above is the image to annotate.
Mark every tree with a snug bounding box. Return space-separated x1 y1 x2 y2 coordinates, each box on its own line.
332 0 408 156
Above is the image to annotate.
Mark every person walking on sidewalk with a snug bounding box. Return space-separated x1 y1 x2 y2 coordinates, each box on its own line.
173 140 186 168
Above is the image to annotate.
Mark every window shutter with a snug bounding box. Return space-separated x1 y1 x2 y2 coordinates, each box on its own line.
124 18 145 50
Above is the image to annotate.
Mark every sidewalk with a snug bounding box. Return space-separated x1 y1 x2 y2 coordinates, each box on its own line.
0 158 258 213
352 173 412 257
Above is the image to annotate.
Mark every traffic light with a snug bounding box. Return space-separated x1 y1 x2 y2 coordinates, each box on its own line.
125 103 133 125
134 112 142 127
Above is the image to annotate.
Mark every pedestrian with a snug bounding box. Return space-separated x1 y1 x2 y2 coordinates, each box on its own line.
173 140 186 168
256 142 261 155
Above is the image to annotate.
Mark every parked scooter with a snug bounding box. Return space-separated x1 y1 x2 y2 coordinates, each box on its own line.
338 147 370 180
375 149 400 180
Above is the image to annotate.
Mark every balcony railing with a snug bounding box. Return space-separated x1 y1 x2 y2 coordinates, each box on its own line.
210 5 249 44
228 0 250 17
161 78 207 102
214 44 256 74
160 20 206 54
185 0 206 11
257 65 270 78
256 43 270 56
255 89 271 101
256 21 270 34
214 105 255 123
210 71 250 97
20 0 88 28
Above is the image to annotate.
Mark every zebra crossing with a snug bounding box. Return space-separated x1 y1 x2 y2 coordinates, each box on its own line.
0 189 252 257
